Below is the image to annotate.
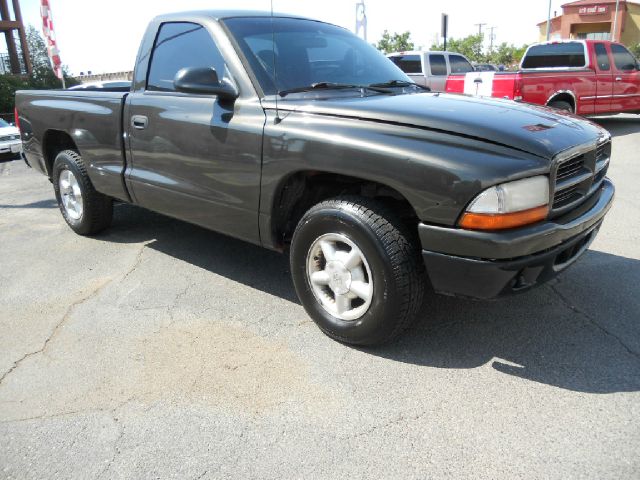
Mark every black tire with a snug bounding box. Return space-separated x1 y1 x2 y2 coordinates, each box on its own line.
52 149 113 235
548 100 574 113
290 196 426 345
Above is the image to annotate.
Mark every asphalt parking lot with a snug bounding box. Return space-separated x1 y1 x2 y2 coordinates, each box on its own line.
1 115 639 479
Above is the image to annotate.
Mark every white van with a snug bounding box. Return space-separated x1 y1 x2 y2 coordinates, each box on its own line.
387 51 474 92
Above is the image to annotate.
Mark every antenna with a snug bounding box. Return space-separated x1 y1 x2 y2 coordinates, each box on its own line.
271 0 281 124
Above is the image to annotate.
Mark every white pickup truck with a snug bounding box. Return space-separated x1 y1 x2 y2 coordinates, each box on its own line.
387 50 474 91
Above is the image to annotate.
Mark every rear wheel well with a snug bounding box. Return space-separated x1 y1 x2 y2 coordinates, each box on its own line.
271 171 419 250
547 93 576 113
42 130 78 177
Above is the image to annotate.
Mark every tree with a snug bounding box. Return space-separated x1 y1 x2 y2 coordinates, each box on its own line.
630 43 640 59
26 25 78 89
376 30 414 54
0 26 78 115
431 34 528 69
485 42 529 69
431 34 484 63
0 75 29 114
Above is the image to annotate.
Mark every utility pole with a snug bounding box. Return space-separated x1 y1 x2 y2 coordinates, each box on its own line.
355 1 367 41
612 0 620 41
474 22 487 37
546 0 552 40
488 26 497 51
442 13 448 51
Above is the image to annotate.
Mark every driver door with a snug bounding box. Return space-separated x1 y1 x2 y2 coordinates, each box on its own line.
610 43 640 112
125 22 265 244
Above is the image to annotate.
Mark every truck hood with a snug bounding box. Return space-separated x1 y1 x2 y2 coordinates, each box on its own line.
272 92 609 159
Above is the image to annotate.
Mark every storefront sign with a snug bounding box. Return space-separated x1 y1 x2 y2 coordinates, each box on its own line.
578 5 608 15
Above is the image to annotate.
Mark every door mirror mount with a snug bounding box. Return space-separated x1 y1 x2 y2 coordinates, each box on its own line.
174 67 238 100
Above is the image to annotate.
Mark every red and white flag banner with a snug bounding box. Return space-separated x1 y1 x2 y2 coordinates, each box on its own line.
40 0 63 79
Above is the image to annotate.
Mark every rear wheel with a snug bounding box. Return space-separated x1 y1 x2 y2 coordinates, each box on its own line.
290 196 425 345
52 149 113 235
548 100 574 113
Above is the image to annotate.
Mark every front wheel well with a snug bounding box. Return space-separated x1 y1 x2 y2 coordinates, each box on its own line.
42 130 78 177
270 171 420 250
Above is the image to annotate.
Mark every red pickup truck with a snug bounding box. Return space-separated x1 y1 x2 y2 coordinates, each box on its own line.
445 40 640 115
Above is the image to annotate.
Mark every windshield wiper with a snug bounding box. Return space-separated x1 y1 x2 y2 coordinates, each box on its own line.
369 80 430 91
278 82 392 97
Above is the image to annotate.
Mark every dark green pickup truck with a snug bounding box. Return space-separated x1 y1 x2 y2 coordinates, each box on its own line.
15 11 614 345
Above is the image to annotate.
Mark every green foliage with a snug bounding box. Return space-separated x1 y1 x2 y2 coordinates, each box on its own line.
0 26 79 115
431 34 528 69
376 30 414 54
485 43 529 68
630 43 640 59
26 25 78 89
0 75 29 113
445 34 485 63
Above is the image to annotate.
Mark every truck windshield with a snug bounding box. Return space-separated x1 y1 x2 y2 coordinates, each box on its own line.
223 17 411 96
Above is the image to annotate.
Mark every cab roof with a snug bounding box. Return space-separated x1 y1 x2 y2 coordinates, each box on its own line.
153 10 313 22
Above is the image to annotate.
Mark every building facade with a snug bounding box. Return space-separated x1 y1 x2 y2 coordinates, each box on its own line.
538 0 640 45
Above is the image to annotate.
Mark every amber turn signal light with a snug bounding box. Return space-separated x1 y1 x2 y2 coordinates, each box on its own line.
458 205 549 231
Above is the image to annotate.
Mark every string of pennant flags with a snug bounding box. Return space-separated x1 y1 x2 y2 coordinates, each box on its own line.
40 0 64 85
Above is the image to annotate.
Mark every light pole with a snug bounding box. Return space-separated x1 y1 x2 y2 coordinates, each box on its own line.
612 0 620 41
546 0 552 40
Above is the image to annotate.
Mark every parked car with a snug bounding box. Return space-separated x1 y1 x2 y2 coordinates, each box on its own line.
68 81 132 92
0 118 22 160
474 63 499 71
15 11 614 345
446 40 640 115
387 50 474 91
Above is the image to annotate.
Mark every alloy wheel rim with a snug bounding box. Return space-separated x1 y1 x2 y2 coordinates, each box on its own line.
58 169 83 220
306 233 374 321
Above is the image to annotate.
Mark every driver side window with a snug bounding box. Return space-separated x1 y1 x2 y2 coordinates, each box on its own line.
147 22 228 92
610 44 638 71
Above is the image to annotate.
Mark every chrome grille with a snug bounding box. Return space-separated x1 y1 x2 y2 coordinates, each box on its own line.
553 185 581 208
552 138 610 215
556 154 585 182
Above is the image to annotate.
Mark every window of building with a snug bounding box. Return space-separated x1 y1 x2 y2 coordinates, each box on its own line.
611 43 638 71
429 54 447 75
147 22 227 92
388 55 422 74
576 32 610 41
448 55 474 74
594 43 610 71
521 42 586 68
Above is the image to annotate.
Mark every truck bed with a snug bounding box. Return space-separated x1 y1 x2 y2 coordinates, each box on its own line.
445 68 597 115
16 90 130 201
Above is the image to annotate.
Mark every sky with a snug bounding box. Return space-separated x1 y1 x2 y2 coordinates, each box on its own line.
16 0 567 76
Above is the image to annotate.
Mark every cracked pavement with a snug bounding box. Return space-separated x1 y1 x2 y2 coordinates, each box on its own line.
1 115 639 479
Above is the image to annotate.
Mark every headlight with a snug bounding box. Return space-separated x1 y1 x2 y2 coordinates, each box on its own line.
459 175 549 230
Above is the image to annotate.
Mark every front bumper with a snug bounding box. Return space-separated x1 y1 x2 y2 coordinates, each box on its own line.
419 178 614 299
0 140 22 157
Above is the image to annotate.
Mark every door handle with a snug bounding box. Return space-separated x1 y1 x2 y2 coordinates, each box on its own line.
131 115 148 130
615 77 622 81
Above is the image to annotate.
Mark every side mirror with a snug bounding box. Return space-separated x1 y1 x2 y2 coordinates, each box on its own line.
174 67 238 100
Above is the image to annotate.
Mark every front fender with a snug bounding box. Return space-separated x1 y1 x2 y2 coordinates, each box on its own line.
259 109 549 240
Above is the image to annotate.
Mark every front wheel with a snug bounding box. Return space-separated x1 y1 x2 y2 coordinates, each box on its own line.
290 196 426 345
